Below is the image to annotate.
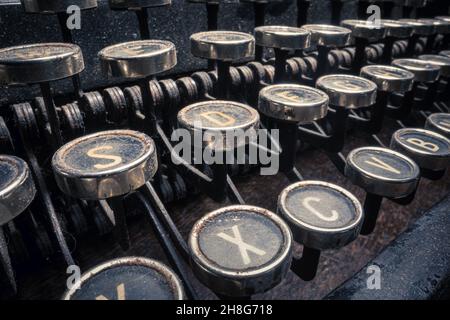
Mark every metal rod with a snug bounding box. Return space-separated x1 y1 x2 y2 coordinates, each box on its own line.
360 192 383 235
297 0 310 27
135 8 150 40
274 48 289 83
56 12 84 99
106 196 131 251
291 246 321 281
39 82 63 148
254 2 266 62
144 181 190 260
135 191 198 300
206 3 219 30
0 227 17 294
216 60 232 100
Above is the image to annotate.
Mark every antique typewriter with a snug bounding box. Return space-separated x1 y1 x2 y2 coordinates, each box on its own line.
0 0 449 301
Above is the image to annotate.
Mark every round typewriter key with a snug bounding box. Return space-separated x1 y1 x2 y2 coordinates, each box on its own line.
345 147 420 198
254 25 311 50
278 181 363 250
99 40 176 79
190 31 255 61
379 19 413 38
189 205 292 297
341 20 386 41
21 0 98 13
258 84 329 123
302 24 351 47
425 113 450 139
360 65 414 93
390 128 450 171
0 156 36 226
0 43 84 85
316 74 377 108
63 257 184 300
399 18 435 36
440 50 450 58
52 130 158 200
392 59 441 83
177 100 259 151
418 54 450 78
109 0 171 9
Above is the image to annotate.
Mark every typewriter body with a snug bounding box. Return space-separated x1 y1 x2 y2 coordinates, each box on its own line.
0 0 449 300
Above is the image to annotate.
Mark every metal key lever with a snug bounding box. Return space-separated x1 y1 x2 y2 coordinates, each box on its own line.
21 0 96 99
0 227 17 295
296 0 310 27
278 181 363 281
290 246 321 281
298 107 350 153
106 196 131 251
12 106 74 267
52 129 158 252
348 91 389 134
255 25 311 83
134 191 198 299
108 0 172 40
191 31 255 100
302 25 351 81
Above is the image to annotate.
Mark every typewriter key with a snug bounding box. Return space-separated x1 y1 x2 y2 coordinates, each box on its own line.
316 74 377 108
278 180 363 250
177 100 260 151
345 147 420 199
0 43 84 85
0 156 36 226
189 205 292 297
425 113 450 139
63 257 184 300
254 26 311 82
278 181 362 280
390 128 450 171
360 65 414 93
254 25 311 50
392 59 441 83
190 31 254 61
418 54 450 78
21 0 98 13
341 20 385 72
99 40 176 79
341 20 386 41
258 84 329 123
302 24 351 47
52 130 158 199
